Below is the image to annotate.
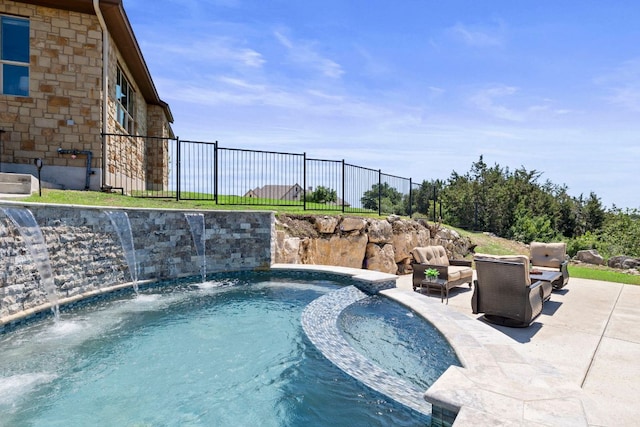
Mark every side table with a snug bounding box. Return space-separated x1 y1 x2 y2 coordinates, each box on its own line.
418 278 450 304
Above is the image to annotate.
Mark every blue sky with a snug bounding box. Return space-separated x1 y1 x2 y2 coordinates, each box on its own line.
126 0 639 209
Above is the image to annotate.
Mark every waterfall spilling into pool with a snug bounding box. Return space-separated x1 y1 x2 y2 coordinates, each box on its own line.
105 211 139 294
1 207 59 319
184 213 206 283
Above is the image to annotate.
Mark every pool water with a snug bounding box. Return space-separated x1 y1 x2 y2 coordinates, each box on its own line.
0 277 440 426
339 295 460 390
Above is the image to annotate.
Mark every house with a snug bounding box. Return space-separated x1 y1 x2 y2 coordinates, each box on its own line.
244 184 350 206
245 184 304 201
0 0 173 192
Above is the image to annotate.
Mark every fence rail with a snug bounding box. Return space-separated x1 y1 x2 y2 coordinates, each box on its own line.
102 133 441 218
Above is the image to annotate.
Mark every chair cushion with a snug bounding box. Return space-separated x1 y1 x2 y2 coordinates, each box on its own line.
449 265 473 280
530 242 566 268
411 246 450 266
474 253 531 285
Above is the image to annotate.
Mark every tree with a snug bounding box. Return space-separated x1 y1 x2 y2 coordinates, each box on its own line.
583 192 605 232
306 186 337 204
361 182 404 214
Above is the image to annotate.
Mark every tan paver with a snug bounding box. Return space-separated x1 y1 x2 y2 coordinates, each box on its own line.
394 273 640 426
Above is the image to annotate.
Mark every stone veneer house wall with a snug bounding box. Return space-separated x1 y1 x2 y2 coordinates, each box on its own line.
0 0 173 192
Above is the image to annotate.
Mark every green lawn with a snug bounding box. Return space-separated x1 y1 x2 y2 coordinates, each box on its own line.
14 189 381 216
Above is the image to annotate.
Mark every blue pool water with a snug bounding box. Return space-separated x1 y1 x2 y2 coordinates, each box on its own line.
0 276 453 426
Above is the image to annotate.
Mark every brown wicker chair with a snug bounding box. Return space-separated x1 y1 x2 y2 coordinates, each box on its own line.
472 254 545 327
530 242 570 289
410 246 473 299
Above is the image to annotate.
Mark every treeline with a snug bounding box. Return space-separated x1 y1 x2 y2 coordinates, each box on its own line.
411 156 639 259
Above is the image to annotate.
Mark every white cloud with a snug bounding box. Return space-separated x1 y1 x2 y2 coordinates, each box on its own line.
142 37 265 69
469 85 524 121
595 58 640 112
274 30 344 78
448 22 504 47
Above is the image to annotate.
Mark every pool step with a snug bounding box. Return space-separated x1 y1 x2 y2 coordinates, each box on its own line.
0 172 37 195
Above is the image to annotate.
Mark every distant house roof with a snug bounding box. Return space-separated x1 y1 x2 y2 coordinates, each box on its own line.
20 0 173 123
245 184 303 200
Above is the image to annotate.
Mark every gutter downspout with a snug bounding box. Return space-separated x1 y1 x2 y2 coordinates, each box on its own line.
93 0 109 189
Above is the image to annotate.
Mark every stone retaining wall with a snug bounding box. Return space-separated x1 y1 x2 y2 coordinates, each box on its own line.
0 203 274 320
1 205 472 323
274 214 473 274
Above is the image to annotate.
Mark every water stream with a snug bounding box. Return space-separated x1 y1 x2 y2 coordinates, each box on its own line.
184 213 206 282
1 207 60 319
105 211 139 294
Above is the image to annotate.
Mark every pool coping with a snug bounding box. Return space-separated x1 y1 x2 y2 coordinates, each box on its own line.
273 264 594 426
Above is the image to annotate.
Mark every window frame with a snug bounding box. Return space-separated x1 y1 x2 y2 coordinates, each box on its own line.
0 14 30 97
116 65 136 134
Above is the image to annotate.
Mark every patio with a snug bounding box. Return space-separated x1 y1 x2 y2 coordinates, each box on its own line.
388 273 640 426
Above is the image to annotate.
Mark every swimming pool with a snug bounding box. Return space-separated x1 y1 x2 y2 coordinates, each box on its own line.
0 274 455 426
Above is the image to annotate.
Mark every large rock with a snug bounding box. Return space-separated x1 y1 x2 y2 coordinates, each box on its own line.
367 219 392 244
365 243 397 274
314 216 339 234
391 220 431 262
300 234 368 268
576 249 605 265
608 255 640 270
340 217 366 232
279 236 301 264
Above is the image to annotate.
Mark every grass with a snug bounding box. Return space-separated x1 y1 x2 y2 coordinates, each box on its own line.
5 190 639 285
568 265 640 285
454 227 640 285
12 189 382 216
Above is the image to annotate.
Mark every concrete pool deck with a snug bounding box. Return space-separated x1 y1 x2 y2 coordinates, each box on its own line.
390 273 640 426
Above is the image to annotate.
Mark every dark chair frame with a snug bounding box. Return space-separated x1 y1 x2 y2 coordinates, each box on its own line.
472 257 545 328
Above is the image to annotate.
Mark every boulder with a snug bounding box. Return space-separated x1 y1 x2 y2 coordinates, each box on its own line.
608 255 640 270
300 234 368 268
576 249 605 265
365 243 397 274
278 236 301 264
314 216 339 234
340 217 366 232
367 219 392 244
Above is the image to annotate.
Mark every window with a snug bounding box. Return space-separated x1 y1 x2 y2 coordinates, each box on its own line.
116 66 135 133
0 15 30 96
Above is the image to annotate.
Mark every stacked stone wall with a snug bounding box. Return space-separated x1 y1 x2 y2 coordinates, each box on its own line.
0 203 274 320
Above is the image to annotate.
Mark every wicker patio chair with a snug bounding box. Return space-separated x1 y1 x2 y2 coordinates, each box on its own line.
472 254 545 327
530 242 570 289
410 246 473 298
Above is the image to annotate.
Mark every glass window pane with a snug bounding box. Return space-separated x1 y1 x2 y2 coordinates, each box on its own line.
2 17 30 63
2 64 29 96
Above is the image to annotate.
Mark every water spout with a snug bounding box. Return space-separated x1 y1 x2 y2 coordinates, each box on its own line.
184 213 206 283
105 211 139 294
1 207 60 319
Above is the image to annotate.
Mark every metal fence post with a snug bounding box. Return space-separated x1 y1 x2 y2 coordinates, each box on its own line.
341 160 346 213
378 169 382 216
409 178 413 217
303 152 307 211
214 141 218 204
432 185 437 221
176 136 180 201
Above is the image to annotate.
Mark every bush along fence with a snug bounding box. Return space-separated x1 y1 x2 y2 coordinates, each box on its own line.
102 133 442 218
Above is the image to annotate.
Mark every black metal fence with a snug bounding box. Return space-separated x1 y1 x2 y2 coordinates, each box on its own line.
103 133 441 217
